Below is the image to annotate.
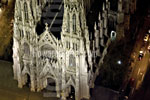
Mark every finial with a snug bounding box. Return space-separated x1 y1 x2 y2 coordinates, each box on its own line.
45 23 48 31
103 3 105 11
94 22 97 30
98 12 101 21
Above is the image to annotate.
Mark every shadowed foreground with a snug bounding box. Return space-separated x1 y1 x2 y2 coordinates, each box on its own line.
0 60 58 100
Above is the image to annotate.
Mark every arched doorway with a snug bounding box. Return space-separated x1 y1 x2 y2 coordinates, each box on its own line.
25 74 31 88
42 77 56 94
46 78 56 92
67 86 75 100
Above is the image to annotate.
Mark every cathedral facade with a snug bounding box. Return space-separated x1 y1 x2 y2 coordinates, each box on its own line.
12 0 125 100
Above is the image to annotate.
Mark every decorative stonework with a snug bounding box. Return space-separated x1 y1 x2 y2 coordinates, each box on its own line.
13 0 126 100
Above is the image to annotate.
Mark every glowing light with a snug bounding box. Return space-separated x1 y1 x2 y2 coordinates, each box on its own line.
117 60 122 65
0 8 2 14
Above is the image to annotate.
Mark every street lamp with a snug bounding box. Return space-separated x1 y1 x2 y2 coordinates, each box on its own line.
117 60 122 65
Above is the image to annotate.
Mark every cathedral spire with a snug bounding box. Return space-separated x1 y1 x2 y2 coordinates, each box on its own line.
62 0 87 37
102 3 105 11
98 12 101 21
118 0 123 12
94 22 97 31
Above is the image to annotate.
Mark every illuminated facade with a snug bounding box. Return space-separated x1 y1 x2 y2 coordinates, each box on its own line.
13 0 125 99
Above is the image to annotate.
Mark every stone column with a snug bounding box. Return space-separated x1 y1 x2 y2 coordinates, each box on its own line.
56 79 61 98
17 61 23 88
75 79 80 100
61 57 67 100
75 59 80 100
99 19 104 47
102 4 108 37
12 37 20 80
30 74 36 91
13 63 17 80
61 89 67 100
27 60 35 92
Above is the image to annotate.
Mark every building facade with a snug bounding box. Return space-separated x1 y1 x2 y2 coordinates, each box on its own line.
13 0 125 100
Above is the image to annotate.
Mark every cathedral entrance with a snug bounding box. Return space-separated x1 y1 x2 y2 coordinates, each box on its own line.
67 86 75 100
46 78 56 92
42 77 57 96
25 74 31 88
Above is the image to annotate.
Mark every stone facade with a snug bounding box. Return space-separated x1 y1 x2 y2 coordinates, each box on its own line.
13 0 125 100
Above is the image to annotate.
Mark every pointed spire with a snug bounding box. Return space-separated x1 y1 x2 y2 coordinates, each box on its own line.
119 0 122 2
98 12 101 21
45 23 48 31
105 0 109 10
94 22 97 30
118 0 123 12
103 3 105 11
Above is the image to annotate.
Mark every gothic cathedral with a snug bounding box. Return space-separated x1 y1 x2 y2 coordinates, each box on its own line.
13 0 124 100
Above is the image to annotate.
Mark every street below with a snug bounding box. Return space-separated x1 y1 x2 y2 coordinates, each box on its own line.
126 10 150 99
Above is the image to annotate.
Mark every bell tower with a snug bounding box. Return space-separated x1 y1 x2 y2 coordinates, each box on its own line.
61 0 91 100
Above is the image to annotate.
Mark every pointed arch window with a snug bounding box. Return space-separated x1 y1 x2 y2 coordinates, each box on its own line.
18 29 24 38
24 2 29 22
67 13 70 32
66 41 70 49
18 29 21 38
26 31 30 40
72 14 76 32
69 54 76 67
18 2 22 20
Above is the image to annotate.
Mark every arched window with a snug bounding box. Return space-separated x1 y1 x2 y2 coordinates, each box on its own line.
24 2 28 21
18 29 24 38
22 30 24 37
30 1 34 17
18 29 21 38
66 41 70 49
67 13 70 32
72 14 76 32
18 2 22 20
69 54 76 67
26 31 30 40
24 43 30 55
